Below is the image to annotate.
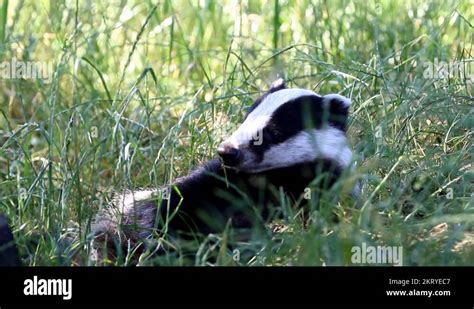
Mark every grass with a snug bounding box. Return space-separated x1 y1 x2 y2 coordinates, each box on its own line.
0 0 472 266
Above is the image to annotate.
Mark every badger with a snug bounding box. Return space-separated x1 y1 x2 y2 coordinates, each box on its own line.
0 214 21 266
91 78 356 261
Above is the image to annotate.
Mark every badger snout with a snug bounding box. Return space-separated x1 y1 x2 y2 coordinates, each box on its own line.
217 143 241 166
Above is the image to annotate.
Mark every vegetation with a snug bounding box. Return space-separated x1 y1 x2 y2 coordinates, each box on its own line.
0 0 472 266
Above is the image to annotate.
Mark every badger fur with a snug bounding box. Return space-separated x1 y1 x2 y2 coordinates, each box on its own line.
92 79 355 260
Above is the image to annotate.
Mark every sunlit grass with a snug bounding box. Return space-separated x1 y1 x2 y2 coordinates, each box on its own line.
0 0 472 266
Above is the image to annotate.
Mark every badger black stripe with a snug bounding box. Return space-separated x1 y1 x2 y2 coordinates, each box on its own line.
249 95 348 160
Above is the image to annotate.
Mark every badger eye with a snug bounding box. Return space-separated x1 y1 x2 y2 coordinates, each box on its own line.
265 128 281 143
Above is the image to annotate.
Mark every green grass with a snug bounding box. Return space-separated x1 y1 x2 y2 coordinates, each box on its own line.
0 0 472 266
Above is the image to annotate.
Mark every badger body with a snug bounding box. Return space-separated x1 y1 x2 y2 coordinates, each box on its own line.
92 79 355 259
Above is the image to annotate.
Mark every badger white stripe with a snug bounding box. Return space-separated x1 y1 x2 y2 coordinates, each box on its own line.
313 126 352 168
247 89 319 121
238 126 352 173
224 89 320 147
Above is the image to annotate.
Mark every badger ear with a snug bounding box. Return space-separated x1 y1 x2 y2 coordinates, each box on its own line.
323 94 351 131
268 78 286 93
244 78 286 120
323 94 351 114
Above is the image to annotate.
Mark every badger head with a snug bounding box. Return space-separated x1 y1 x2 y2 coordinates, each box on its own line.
217 79 353 174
